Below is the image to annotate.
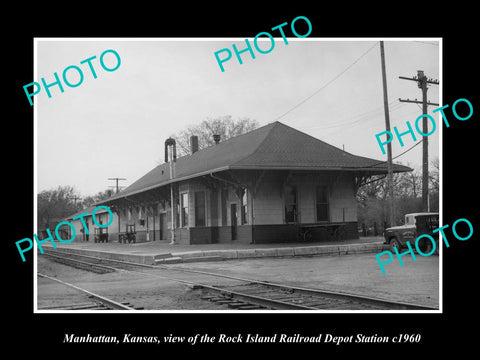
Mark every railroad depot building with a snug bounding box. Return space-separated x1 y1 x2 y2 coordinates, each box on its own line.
65 205 120 242
91 121 410 245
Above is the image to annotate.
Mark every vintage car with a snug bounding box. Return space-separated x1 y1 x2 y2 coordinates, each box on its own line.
383 212 439 253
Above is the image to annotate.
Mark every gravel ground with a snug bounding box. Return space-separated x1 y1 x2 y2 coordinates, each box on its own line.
168 253 439 307
37 256 232 310
37 276 96 309
36 251 439 310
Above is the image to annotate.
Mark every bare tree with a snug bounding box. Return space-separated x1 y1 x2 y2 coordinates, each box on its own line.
171 116 259 156
38 186 117 231
37 185 82 230
81 189 114 208
394 163 422 198
429 157 439 193
356 175 387 202
356 163 426 232
428 157 439 212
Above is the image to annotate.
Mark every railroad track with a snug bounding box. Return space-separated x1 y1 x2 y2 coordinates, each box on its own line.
41 252 116 274
40 248 438 311
37 273 140 311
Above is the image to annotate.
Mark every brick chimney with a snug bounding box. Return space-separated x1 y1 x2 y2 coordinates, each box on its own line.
190 135 199 154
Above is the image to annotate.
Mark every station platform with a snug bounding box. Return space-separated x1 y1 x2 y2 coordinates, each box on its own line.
40 237 389 265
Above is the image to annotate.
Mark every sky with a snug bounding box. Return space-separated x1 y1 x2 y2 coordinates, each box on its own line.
36 38 440 198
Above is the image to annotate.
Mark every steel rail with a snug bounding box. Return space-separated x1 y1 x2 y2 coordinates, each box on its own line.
156 265 437 310
37 273 135 311
42 251 118 274
41 248 438 311
75 263 316 310
40 252 312 310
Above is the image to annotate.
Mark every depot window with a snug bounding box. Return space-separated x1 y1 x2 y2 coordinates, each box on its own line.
194 191 206 227
284 185 297 223
316 185 329 222
241 190 248 225
181 193 189 227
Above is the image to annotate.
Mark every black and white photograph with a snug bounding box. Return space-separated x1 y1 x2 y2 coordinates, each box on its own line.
7 6 479 354
33 38 440 313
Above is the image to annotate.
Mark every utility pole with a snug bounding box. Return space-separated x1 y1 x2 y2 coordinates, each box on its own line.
108 177 126 194
69 195 81 206
399 71 439 212
165 138 177 245
380 41 395 228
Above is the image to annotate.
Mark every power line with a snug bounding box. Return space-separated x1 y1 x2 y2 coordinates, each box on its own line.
260 41 430 173
326 111 422 142
312 102 414 139
413 41 439 46
272 42 379 122
67 195 81 206
399 70 439 212
391 138 423 161
315 100 407 131
352 139 424 170
108 177 127 194
314 102 392 129
399 98 439 106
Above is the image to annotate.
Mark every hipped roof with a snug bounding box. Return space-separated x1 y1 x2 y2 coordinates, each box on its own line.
65 205 109 221
99 121 411 204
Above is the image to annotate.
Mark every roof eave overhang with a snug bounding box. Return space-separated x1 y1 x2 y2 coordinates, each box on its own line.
229 165 413 173
98 164 412 205
97 165 231 205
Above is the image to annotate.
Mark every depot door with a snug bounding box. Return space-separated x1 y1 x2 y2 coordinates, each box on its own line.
159 213 167 240
230 204 237 240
